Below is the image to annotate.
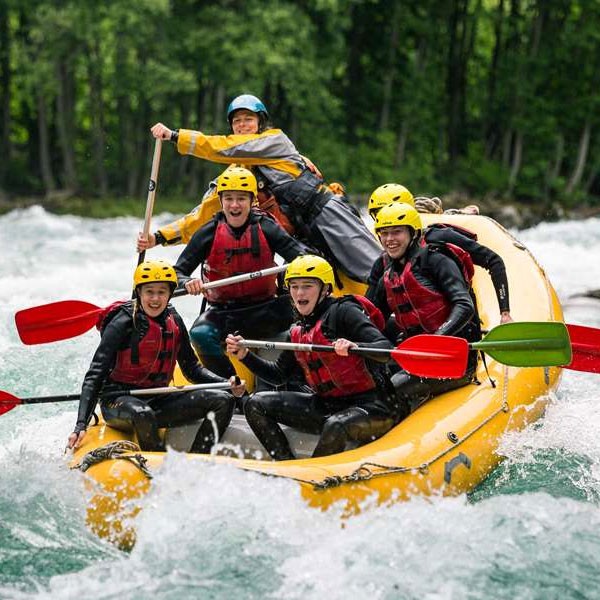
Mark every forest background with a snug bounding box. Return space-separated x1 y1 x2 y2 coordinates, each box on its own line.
1 0 599 227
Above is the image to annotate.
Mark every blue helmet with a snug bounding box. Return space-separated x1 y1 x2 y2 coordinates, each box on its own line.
227 94 269 124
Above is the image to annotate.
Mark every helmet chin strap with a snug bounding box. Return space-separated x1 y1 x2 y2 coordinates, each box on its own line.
407 229 422 252
320 282 332 299
314 282 331 307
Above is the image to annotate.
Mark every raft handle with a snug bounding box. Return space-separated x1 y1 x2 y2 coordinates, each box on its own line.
447 431 459 444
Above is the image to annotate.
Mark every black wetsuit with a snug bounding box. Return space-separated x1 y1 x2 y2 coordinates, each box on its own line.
240 296 399 460
366 224 510 314
74 304 235 452
370 241 480 412
174 209 308 378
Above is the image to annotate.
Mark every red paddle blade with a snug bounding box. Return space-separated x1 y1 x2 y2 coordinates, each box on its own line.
391 334 469 379
15 300 102 345
566 324 600 374
0 390 21 416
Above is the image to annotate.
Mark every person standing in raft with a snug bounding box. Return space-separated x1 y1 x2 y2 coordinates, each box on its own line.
370 202 481 412
67 260 243 453
225 255 399 461
148 93 382 284
173 166 308 380
137 96 326 253
365 183 513 325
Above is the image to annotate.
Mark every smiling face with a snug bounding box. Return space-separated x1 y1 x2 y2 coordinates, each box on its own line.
138 282 172 318
220 190 253 228
230 109 260 135
288 278 327 316
378 225 413 260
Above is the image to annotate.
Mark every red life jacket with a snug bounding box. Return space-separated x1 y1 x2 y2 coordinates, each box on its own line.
204 214 277 303
290 306 376 398
109 311 181 388
96 300 130 333
379 223 478 278
97 300 144 362
256 190 296 235
345 294 386 332
421 239 475 286
384 243 473 334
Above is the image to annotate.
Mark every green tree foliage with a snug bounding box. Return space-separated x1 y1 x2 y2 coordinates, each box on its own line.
0 0 598 209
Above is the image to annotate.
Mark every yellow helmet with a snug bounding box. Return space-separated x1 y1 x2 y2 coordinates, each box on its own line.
284 255 335 288
368 183 414 218
374 202 422 233
216 165 258 197
133 260 178 289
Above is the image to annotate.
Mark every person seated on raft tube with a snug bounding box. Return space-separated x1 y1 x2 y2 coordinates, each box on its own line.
172 165 309 380
67 260 245 453
365 183 513 325
225 255 400 461
369 202 482 411
149 93 382 284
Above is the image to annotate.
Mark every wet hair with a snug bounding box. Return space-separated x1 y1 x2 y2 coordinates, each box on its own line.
257 113 272 133
407 228 423 253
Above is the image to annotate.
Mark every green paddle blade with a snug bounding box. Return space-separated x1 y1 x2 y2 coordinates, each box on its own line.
471 321 572 367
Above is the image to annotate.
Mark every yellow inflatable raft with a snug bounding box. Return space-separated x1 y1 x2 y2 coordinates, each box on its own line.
71 214 563 549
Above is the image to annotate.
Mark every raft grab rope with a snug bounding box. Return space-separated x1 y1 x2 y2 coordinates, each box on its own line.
267 401 510 491
72 440 153 479
69 401 512 490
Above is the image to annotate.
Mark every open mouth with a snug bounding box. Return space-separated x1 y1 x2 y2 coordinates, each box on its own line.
385 243 400 251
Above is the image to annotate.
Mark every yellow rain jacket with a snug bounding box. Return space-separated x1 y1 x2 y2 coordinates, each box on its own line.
157 129 303 245
159 128 382 286
177 128 304 182
158 183 221 245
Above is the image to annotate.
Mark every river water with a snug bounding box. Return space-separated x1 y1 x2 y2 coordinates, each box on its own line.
1 207 600 599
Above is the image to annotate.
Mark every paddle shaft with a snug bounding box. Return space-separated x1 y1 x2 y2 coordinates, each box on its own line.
243 324 571 355
200 264 287 290
128 382 231 396
50 266 287 306
239 337 468 363
2 382 232 408
138 138 162 266
241 339 386 357
239 322 575 373
14 265 289 346
239 335 469 379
